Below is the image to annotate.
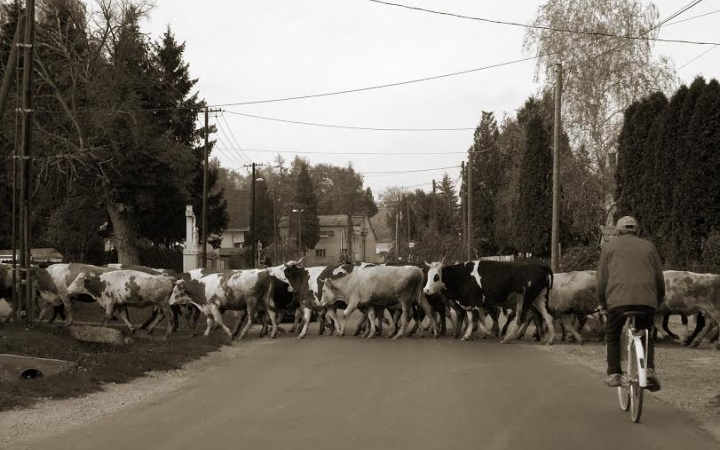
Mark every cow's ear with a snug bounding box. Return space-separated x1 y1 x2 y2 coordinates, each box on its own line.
175 279 185 288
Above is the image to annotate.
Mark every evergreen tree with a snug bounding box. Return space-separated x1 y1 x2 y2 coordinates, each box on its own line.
678 79 720 264
437 173 458 235
517 115 553 256
292 162 320 251
669 77 707 266
469 111 501 255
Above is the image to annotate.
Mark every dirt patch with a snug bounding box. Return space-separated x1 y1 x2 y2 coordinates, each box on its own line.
0 339 250 447
0 323 221 411
537 341 720 441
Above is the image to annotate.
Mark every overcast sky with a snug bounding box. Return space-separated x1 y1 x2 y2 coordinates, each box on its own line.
139 0 718 198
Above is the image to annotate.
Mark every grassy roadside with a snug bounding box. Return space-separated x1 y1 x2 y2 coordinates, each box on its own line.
0 323 222 412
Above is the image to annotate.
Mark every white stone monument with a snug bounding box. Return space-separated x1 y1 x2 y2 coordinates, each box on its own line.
183 205 199 272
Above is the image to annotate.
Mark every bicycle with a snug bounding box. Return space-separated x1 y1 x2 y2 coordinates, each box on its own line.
617 311 651 423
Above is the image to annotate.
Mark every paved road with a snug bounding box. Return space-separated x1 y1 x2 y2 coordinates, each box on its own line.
4 328 718 450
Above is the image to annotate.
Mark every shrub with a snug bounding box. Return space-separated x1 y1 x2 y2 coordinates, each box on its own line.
701 230 720 266
559 245 600 272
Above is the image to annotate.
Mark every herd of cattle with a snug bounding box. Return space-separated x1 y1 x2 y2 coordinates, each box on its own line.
0 259 719 349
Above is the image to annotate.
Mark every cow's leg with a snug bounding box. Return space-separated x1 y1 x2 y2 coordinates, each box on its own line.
501 309 515 337
298 306 312 339
501 296 525 344
488 307 501 337
684 313 705 346
266 307 279 339
59 295 73 327
115 305 137 334
139 307 159 330
203 312 215 337
366 306 378 339
565 315 585 344
416 295 438 339
354 311 368 336
290 308 302 334
460 310 475 341
448 306 460 338
662 314 681 342
230 310 248 340
340 301 359 337
326 306 342 336
393 302 411 340
317 308 327 335
532 296 555 345
375 306 385 336
238 305 256 340
207 305 232 339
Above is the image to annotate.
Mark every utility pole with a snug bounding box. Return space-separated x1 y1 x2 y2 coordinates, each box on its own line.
272 189 278 264
250 162 256 268
551 63 562 273
0 11 23 123
18 0 35 323
201 106 221 269
467 151 474 261
395 203 400 263
406 197 411 261
461 162 467 256
432 179 437 261
201 106 209 268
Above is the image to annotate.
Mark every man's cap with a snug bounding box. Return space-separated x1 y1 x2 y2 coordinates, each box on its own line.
616 216 638 232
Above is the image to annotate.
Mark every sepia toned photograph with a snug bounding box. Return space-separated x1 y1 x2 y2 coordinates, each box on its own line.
0 0 718 448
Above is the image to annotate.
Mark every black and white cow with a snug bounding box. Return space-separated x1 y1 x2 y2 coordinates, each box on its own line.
423 260 555 344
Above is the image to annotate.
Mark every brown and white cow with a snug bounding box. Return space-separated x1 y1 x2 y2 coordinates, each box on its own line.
65 269 175 337
545 270 600 344
319 265 438 340
168 269 275 340
35 263 118 326
658 271 720 350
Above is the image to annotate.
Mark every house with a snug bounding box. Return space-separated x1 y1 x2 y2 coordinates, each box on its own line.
278 214 380 266
219 188 251 250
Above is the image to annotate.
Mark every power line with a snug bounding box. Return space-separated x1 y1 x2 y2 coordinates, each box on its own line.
363 165 461 176
677 44 718 71
360 0 718 45
215 146 467 155
218 113 254 163
222 109 476 131
664 8 720 26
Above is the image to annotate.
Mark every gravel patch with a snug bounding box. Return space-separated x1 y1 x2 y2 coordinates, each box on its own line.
0 342 249 447
536 341 720 442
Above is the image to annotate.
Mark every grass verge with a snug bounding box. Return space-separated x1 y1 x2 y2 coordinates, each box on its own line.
0 323 221 412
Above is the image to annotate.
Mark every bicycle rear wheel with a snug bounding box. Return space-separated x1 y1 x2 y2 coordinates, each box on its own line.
629 342 644 423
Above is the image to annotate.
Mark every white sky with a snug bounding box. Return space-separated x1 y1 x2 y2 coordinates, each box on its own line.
140 0 719 197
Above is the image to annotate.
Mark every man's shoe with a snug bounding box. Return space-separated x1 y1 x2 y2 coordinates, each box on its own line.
646 369 661 392
605 373 622 387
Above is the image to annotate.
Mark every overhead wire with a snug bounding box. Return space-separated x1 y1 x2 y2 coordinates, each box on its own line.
222 110 476 131
214 116 253 165
214 146 468 156
677 44 718 71
360 0 717 45
218 113 254 163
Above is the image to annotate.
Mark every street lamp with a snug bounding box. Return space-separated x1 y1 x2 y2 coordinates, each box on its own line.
292 208 304 259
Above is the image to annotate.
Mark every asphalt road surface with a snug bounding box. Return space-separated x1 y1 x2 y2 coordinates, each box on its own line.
5 326 718 450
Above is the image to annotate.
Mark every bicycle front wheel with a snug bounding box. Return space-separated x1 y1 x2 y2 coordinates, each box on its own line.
618 384 630 411
629 342 644 423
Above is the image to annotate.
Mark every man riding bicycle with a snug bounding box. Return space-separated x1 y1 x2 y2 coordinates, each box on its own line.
597 216 664 392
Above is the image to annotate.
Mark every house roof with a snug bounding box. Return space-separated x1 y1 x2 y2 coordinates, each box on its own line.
278 214 366 228
224 188 250 230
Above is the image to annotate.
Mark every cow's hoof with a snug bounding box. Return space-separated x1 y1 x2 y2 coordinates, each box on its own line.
500 339 510 344
297 334 306 340
545 340 554 346
690 341 700 348
366 334 375 339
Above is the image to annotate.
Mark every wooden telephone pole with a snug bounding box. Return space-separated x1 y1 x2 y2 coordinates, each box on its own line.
551 63 562 273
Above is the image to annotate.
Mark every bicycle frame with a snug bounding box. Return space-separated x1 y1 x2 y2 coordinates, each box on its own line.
625 319 649 389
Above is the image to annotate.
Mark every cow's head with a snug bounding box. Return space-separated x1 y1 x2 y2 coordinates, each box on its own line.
169 279 192 306
319 278 339 307
423 259 446 295
66 273 102 299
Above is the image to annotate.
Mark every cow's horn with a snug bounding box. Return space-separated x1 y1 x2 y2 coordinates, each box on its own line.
297 256 306 266
441 256 446 265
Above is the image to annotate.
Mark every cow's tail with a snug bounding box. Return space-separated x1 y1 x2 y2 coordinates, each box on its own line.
545 266 554 304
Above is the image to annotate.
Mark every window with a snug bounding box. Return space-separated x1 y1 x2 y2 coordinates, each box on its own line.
319 230 335 238
316 249 326 258
233 243 243 248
